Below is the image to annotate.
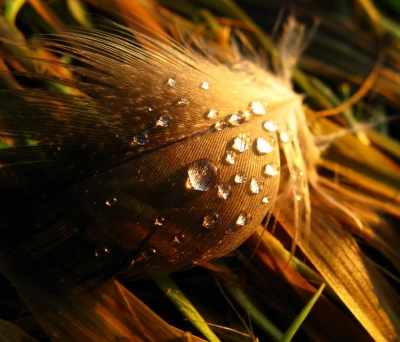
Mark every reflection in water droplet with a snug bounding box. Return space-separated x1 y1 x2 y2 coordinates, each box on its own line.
154 216 165 226
187 159 218 191
232 134 251 153
166 77 177 87
262 196 270 204
280 131 292 143
148 105 156 112
214 121 227 131
142 248 157 260
131 132 149 146
199 81 212 90
105 197 117 206
263 120 279 132
234 171 247 184
203 211 219 228
256 136 275 154
225 150 237 165
249 100 268 115
174 234 185 244
264 162 280 176
94 247 110 257
156 115 172 127
175 96 191 106
250 177 262 194
227 111 246 126
236 212 252 228
218 183 232 200
206 109 218 119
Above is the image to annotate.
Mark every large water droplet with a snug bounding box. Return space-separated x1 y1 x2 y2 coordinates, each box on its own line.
214 121 227 131
187 159 218 191
166 77 177 87
227 111 246 126
232 134 251 153
236 212 252 228
199 81 212 90
105 197 118 206
142 248 157 260
131 132 149 146
225 150 237 165
218 183 232 200
234 171 247 184
206 109 218 119
175 96 191 106
264 162 280 177
249 100 268 115
203 211 219 228
249 177 262 194
94 247 110 257
156 115 172 127
263 120 279 132
256 136 275 154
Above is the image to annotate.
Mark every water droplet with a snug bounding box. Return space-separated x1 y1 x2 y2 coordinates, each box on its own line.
94 247 110 257
249 177 262 194
166 77 177 87
218 183 232 200
225 150 237 165
262 196 270 204
174 234 185 244
256 136 275 154
187 159 218 191
292 164 304 201
142 248 157 260
199 81 212 90
206 109 218 119
131 132 149 146
264 162 280 177
203 210 219 228
263 120 279 132
105 197 118 206
234 171 247 184
236 212 252 228
156 115 172 127
280 131 292 143
249 100 268 115
232 134 251 153
227 111 246 126
175 96 191 106
214 121 227 131
148 105 156 112
154 216 165 226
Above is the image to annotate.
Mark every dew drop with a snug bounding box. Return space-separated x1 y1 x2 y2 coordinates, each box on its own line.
264 162 280 177
199 81 212 90
256 136 275 154
218 183 232 200
236 212 252 228
174 234 185 244
232 134 251 153
94 247 110 257
249 100 268 115
280 131 292 143
214 121 227 131
156 114 172 127
225 150 237 165
105 197 118 207
148 105 156 112
154 216 165 226
262 196 270 204
263 120 279 132
227 111 246 126
131 132 149 146
203 210 219 229
166 77 177 87
249 177 262 194
187 159 218 191
206 109 218 119
234 171 247 184
142 248 157 260
175 96 191 106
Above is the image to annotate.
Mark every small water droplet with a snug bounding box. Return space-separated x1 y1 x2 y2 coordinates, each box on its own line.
227 111 246 126
249 100 268 115
166 77 177 87
142 248 157 260
94 247 110 257
236 212 252 228
199 81 212 90
175 96 191 106
280 131 292 143
203 210 219 228
131 132 149 146
105 197 117 206
174 234 185 244
232 134 251 153
148 105 156 112
214 121 227 131
154 216 165 226
262 196 270 204
225 150 237 165
256 136 275 154
218 183 232 200
156 115 172 127
249 177 262 194
234 171 247 184
206 109 218 119
263 120 279 132
187 159 218 191
264 162 280 176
